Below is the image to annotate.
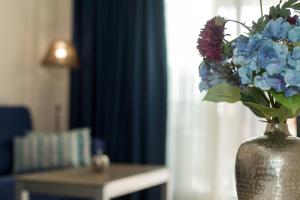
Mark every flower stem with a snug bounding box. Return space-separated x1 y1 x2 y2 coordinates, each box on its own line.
267 92 275 108
259 0 263 17
226 19 252 32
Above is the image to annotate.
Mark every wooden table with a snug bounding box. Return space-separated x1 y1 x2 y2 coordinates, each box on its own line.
16 164 171 200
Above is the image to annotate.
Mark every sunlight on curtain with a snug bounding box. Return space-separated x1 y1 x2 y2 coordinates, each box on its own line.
166 0 297 200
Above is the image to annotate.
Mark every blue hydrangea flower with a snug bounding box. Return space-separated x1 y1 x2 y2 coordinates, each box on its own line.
198 62 231 91
238 66 252 84
232 35 248 49
199 81 209 91
262 17 292 40
247 33 273 53
288 46 300 70
233 36 249 65
254 73 271 91
199 63 211 91
288 27 300 42
285 86 300 97
264 75 286 92
245 58 260 72
257 43 288 76
297 18 300 26
200 16 300 97
284 69 300 86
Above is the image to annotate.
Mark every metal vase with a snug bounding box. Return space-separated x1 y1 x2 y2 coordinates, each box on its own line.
235 122 300 200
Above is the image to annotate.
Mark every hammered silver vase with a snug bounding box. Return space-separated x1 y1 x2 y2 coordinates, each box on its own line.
235 122 300 200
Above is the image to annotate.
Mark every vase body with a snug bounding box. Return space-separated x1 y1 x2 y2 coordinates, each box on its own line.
235 123 300 200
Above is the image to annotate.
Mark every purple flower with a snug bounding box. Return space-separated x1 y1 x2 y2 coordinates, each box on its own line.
197 17 225 62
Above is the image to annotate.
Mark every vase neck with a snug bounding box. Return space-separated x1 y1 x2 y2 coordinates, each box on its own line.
264 122 291 137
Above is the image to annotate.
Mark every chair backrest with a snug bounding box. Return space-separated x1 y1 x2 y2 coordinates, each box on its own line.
0 107 32 175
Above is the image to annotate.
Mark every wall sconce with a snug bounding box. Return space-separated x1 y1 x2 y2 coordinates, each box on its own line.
42 39 79 68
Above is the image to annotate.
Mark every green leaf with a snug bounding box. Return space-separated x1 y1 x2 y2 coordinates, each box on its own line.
278 105 294 122
280 9 291 17
271 92 300 116
291 3 300 10
241 87 270 118
223 42 233 58
241 87 269 106
268 0 298 19
276 4 281 11
243 102 265 118
252 16 269 34
243 102 279 120
203 83 241 103
243 102 291 122
269 6 277 18
281 0 297 9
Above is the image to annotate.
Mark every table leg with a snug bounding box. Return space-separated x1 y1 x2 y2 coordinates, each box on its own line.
161 181 172 200
16 182 29 200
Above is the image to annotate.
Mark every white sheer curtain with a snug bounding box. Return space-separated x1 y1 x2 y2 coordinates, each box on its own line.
165 0 297 200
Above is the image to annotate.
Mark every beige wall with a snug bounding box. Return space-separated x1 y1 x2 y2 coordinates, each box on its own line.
0 0 72 131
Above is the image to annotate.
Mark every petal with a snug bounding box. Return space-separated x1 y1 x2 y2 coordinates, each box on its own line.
254 75 271 91
265 75 286 92
238 66 252 84
284 69 300 86
266 62 283 75
284 86 300 97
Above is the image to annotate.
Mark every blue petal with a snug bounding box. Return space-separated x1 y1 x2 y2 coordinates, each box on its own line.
199 81 209 92
257 43 287 76
284 86 300 97
199 63 209 77
288 47 300 70
245 58 260 72
292 47 300 59
288 27 300 42
284 69 300 86
232 36 249 65
238 66 252 84
266 62 283 75
248 33 272 52
263 17 291 40
264 75 286 92
254 74 271 91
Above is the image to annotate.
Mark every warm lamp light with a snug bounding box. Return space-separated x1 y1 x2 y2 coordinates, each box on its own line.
42 40 79 68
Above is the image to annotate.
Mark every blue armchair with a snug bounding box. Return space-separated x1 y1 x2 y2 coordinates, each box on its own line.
0 106 103 200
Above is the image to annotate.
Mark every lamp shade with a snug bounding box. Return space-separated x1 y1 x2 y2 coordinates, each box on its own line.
42 40 79 68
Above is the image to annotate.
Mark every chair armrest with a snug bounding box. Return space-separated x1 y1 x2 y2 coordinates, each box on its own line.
0 176 14 200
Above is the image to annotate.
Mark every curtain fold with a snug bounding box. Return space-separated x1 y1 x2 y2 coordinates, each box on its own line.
70 0 167 199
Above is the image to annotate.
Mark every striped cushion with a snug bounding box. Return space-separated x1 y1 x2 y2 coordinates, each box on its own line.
13 128 91 173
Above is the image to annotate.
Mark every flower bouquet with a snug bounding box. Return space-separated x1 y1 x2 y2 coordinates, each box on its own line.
197 1 300 198
198 0 300 123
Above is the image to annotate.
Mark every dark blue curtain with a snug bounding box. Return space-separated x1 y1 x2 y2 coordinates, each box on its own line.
70 0 167 199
